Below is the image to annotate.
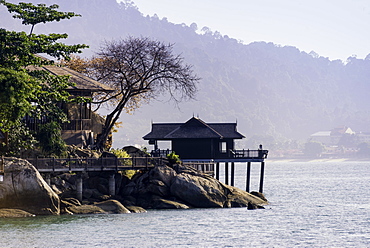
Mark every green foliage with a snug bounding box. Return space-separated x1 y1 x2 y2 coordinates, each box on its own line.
0 121 37 157
121 170 137 180
0 1 88 157
37 121 66 157
110 148 132 166
0 68 39 131
110 148 130 158
167 151 181 164
0 1 81 35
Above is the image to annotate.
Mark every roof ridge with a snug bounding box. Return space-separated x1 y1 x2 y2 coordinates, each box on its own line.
195 118 224 138
164 117 224 138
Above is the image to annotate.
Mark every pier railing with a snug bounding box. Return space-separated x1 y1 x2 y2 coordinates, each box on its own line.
230 149 268 159
27 156 166 173
182 161 215 175
149 149 268 160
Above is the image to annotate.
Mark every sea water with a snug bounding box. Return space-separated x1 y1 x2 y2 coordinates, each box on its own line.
0 161 369 247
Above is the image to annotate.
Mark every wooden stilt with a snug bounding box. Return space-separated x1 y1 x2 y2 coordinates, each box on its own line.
76 176 83 202
216 162 220 180
246 162 251 192
231 162 235 186
225 162 229 185
109 174 115 196
259 161 265 193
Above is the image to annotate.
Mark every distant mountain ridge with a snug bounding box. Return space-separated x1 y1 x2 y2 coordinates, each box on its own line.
1 0 370 148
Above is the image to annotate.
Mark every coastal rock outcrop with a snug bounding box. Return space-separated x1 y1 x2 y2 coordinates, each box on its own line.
0 208 35 218
0 157 267 216
0 158 60 215
93 199 131 214
125 164 267 209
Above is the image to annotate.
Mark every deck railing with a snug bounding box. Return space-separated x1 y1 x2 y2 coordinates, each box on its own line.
27 156 166 173
62 119 91 131
150 149 172 158
23 116 92 131
149 149 268 159
230 149 269 159
182 161 215 175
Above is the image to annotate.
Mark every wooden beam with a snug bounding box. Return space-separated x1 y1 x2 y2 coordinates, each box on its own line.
231 162 235 186
215 162 220 180
246 162 251 192
259 162 265 193
225 162 229 185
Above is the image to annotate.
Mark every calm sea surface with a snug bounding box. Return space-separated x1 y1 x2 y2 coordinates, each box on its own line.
0 161 369 247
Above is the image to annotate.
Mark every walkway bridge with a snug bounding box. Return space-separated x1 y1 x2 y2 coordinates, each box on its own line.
26 148 268 194
27 157 166 173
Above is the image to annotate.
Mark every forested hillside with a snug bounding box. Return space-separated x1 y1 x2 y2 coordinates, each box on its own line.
1 0 370 149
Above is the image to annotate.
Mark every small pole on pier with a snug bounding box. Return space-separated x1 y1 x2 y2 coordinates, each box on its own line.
225 162 229 185
246 162 251 192
231 162 235 186
215 162 220 180
259 161 265 193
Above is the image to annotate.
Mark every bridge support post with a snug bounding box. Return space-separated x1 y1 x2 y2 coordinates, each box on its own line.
246 162 251 192
76 175 83 202
259 162 265 193
44 173 51 186
215 162 220 180
225 162 229 185
231 162 235 186
109 174 115 196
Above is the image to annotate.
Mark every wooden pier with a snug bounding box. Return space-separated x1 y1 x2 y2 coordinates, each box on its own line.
183 158 267 193
25 156 166 201
26 156 166 173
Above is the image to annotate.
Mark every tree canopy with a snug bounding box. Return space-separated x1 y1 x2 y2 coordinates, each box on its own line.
65 37 199 150
0 1 87 157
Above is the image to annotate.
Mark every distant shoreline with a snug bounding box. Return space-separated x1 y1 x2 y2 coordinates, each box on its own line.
266 158 370 163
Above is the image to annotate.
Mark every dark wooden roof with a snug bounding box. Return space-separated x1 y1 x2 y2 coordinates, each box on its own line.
143 117 245 140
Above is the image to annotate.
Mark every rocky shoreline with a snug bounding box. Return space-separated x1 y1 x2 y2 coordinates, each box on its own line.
0 157 268 217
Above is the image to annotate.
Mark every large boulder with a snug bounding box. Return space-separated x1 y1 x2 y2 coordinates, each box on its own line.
125 205 147 213
170 173 227 208
0 208 35 218
152 198 190 209
223 185 267 208
93 200 131 214
128 163 268 209
0 158 60 215
67 205 105 214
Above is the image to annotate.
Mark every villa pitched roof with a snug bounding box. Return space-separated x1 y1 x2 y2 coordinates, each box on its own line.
27 55 114 93
43 65 114 92
29 65 114 93
143 117 245 140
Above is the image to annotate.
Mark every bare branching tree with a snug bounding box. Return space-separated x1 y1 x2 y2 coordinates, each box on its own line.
73 37 200 150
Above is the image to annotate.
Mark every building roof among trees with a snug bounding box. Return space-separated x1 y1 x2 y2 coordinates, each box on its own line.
32 65 114 93
28 55 114 93
143 117 245 140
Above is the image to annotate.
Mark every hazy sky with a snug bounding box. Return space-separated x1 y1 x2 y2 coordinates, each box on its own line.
122 0 370 61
